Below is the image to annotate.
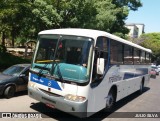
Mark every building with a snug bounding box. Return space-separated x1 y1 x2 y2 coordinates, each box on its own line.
125 23 145 38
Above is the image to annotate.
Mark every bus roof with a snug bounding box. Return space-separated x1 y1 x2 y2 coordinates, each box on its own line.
39 28 152 53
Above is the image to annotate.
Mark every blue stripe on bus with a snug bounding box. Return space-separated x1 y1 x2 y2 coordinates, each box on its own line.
30 74 62 91
135 68 148 76
123 68 148 80
123 72 134 80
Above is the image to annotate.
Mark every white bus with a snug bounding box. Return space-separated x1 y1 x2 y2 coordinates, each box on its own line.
28 28 152 117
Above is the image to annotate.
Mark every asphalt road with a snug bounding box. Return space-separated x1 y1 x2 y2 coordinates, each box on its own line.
0 75 160 121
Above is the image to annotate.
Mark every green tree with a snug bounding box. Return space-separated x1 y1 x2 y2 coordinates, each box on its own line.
31 0 142 34
140 33 160 63
0 0 33 47
0 0 143 46
110 0 142 37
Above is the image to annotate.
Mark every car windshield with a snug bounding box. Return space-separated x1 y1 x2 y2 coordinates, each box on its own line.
31 34 93 83
2 66 25 76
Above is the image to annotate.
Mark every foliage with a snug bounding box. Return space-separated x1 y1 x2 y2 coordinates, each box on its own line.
110 0 142 37
140 33 160 62
0 44 6 53
15 37 29 46
0 0 33 46
0 0 143 46
0 52 31 69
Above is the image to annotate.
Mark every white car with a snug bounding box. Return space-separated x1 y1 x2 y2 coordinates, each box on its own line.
157 65 160 72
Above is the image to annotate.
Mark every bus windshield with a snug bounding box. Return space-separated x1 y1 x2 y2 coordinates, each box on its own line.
31 34 93 83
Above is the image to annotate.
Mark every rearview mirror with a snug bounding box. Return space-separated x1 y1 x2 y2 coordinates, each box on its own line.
97 58 104 75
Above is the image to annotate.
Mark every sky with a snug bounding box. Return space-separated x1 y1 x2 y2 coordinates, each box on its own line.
125 0 160 33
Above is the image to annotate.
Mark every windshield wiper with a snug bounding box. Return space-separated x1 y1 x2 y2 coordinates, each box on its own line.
56 63 64 83
34 64 50 76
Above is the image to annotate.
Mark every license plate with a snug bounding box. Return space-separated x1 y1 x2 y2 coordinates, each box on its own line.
46 103 55 109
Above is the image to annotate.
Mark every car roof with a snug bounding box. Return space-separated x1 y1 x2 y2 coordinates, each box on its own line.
13 64 30 68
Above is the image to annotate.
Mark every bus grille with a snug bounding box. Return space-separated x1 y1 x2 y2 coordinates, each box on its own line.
39 88 63 97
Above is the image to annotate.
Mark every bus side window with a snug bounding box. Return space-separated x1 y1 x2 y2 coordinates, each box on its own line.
124 45 133 64
134 48 140 64
140 51 146 64
110 40 123 64
146 52 151 64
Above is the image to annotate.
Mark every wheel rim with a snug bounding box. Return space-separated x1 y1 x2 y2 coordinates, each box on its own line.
106 94 114 108
9 87 15 97
6 86 15 98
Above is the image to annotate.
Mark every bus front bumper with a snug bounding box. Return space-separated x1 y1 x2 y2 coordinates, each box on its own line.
28 87 88 118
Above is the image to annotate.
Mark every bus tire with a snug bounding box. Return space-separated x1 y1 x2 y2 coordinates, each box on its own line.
105 89 116 112
4 86 15 99
139 80 144 94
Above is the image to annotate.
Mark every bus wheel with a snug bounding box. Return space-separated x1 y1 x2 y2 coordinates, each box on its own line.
139 80 144 94
105 89 116 111
4 86 15 99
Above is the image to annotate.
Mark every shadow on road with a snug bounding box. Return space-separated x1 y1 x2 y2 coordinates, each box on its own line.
30 87 150 121
14 90 28 97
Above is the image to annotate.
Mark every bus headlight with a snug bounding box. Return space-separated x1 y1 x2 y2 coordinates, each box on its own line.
28 81 37 88
64 94 86 102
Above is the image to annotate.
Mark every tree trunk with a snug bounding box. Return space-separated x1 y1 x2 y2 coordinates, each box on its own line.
1 32 5 46
11 30 15 47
